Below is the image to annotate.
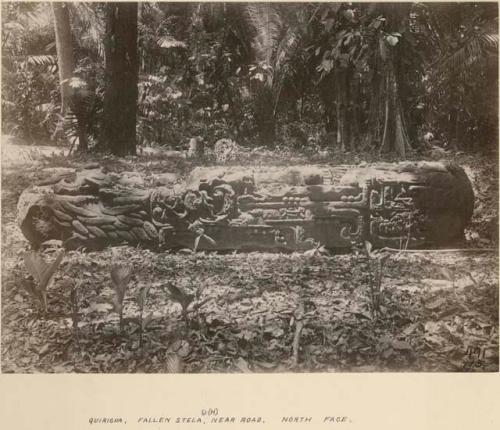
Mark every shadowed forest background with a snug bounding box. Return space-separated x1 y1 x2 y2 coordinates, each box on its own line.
2 2 498 155
1 2 498 373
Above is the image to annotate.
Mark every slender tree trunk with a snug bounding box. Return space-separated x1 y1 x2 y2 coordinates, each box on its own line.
254 86 275 146
379 75 390 154
51 2 73 115
349 76 361 150
101 2 138 156
334 69 354 152
336 97 343 151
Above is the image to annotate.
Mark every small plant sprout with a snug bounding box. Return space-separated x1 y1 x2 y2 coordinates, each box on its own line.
166 283 194 321
109 264 132 333
70 279 82 346
303 242 327 258
189 221 216 252
363 241 390 320
194 228 216 252
23 249 65 313
136 284 152 348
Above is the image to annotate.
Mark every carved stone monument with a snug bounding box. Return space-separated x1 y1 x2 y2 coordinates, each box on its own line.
17 162 474 251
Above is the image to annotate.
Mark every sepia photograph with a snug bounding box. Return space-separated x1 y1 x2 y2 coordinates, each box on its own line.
1 1 498 376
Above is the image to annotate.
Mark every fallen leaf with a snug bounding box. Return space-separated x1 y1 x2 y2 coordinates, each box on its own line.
390 340 413 351
235 357 252 373
427 297 447 310
38 343 50 356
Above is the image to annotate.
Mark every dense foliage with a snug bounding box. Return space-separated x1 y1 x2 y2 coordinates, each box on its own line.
1 2 498 154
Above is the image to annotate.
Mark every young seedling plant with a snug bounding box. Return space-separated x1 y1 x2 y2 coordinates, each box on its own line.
363 241 390 320
187 220 217 252
70 279 83 346
23 249 65 314
194 228 216 252
166 282 194 322
135 284 152 349
109 265 132 333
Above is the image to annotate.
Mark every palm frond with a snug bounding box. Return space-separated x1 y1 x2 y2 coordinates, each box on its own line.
21 4 53 31
481 32 499 52
433 29 498 77
274 26 302 74
24 54 58 69
244 3 312 120
70 2 105 58
245 3 284 67
63 79 102 147
2 3 54 53
157 35 187 50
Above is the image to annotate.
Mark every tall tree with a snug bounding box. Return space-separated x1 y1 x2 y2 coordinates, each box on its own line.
367 3 413 157
245 3 310 145
315 3 364 152
423 2 498 149
51 2 73 115
101 2 138 156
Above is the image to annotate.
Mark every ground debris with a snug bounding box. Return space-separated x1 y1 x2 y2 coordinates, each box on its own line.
1 149 498 373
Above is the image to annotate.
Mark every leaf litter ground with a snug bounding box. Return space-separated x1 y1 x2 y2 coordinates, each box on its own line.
1 144 498 373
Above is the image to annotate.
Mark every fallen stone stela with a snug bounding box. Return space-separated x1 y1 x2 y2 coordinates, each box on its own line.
17 162 474 251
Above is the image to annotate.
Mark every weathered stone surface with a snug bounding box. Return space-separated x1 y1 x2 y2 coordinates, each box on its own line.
152 172 178 186
17 162 474 251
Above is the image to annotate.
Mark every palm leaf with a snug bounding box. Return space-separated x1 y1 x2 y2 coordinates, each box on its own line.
23 6 53 31
111 265 132 289
157 35 187 49
24 54 58 68
164 353 183 373
166 283 194 311
63 80 102 147
24 249 64 312
24 250 65 292
481 32 499 53
432 31 496 78
70 2 105 58
193 233 216 252
428 8 498 78
245 3 284 68
137 285 151 309
245 4 308 115
110 265 132 302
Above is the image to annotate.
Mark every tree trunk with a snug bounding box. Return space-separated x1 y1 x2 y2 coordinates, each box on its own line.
384 64 411 157
101 2 138 156
51 2 73 115
254 86 276 146
334 69 354 152
364 3 413 157
366 37 412 157
319 77 336 133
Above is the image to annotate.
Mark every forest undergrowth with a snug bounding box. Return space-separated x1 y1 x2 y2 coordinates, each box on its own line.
1 143 498 373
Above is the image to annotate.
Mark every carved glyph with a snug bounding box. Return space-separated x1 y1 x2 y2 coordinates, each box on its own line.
17 162 474 251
